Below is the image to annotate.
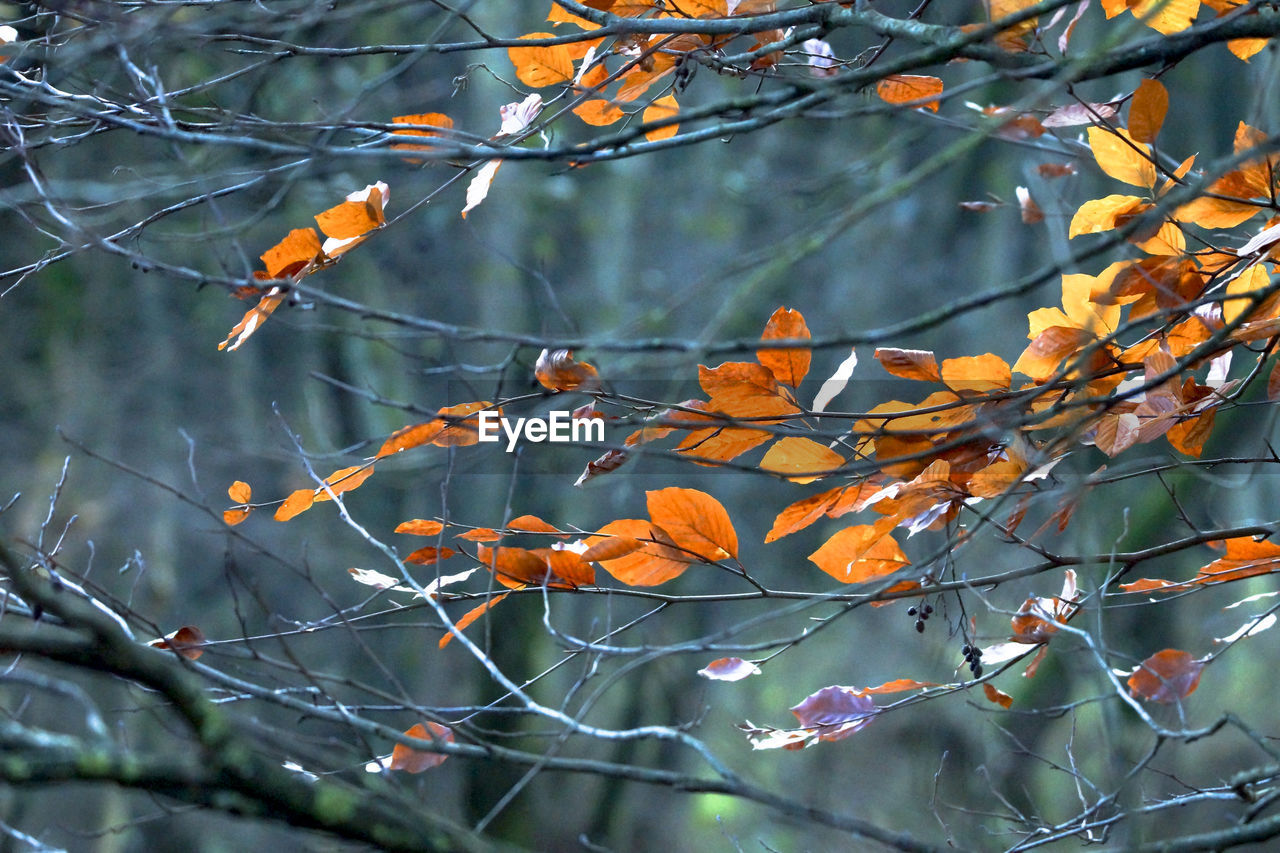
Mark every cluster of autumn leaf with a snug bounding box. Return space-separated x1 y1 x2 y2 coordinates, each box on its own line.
203 2 1280 763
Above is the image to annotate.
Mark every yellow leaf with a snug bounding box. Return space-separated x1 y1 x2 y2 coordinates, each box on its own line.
1224 263 1271 325
940 353 1011 393
1087 126 1156 188
1127 0 1200 34
1069 194 1149 238
1229 38 1268 62
759 437 843 483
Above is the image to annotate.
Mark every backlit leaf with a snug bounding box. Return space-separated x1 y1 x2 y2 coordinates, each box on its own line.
646 487 738 561
757 306 812 387
807 525 909 583
508 33 574 87
759 437 842 483
1087 126 1156 188
940 353 1011 394
642 93 679 142
260 228 325 279
440 594 510 649
395 519 444 536
1127 79 1168 143
589 518 695 586
876 75 943 112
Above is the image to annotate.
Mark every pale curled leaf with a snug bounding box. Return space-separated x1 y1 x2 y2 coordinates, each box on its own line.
813 348 857 413
697 657 762 681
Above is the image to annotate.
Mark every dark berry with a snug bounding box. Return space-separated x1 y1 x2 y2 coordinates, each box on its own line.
915 619 926 633
923 604 934 615
907 606 918 616
972 664 983 678
961 644 972 656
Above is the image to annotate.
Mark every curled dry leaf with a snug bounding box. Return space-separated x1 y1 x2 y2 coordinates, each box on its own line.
697 657 762 681
535 349 601 392
812 348 857 413
983 683 1014 708
148 626 207 661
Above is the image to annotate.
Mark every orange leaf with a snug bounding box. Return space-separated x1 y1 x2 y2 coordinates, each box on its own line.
1127 649 1204 703
457 528 501 542
378 421 447 458
219 289 286 352
874 348 941 382
315 183 387 241
646 487 738 561
535 349 601 391
440 593 511 649
855 678 938 695
148 625 207 661
389 723 453 771
227 480 252 504
642 93 679 142
312 465 375 503
274 488 315 522
223 508 251 526
982 683 1013 708
807 525 909 583
764 486 845 543
875 75 943 112
391 112 453 152
405 546 456 566
580 534 645 563
588 519 695 586
260 228 325 279
395 518 444 536
433 402 495 447
508 33 574 87
1127 78 1168 143
757 306 812 387
507 514 562 534
699 362 800 419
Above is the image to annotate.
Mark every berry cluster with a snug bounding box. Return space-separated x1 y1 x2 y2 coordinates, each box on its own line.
961 644 984 679
907 603 934 633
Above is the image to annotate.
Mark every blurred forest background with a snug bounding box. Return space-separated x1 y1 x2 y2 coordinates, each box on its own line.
4 1 1280 850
